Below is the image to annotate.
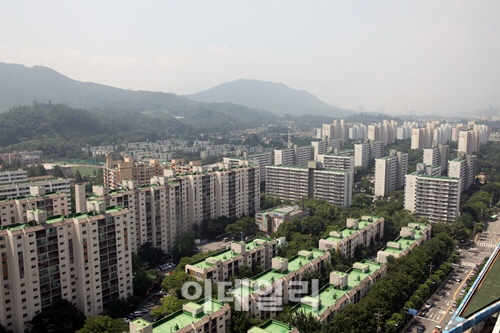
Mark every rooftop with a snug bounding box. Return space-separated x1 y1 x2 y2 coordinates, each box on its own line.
258 205 304 215
188 237 273 270
296 260 384 317
248 320 297 333
132 299 224 333
0 177 66 187
379 222 429 255
322 216 381 241
230 248 326 298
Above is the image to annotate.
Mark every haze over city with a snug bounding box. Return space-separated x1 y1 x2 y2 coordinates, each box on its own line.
1 1 499 116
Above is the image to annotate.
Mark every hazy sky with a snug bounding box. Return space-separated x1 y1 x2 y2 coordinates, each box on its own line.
1 1 499 115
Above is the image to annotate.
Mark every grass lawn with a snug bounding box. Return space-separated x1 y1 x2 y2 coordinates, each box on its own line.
72 166 102 177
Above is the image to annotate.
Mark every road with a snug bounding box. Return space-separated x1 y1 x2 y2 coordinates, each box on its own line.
404 218 500 333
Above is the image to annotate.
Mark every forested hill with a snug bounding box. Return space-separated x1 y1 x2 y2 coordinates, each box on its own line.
0 63 276 129
0 103 188 147
184 79 354 117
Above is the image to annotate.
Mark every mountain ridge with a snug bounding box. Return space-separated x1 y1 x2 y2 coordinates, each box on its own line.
183 79 353 117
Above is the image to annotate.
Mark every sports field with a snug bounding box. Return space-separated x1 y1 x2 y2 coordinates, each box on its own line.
463 252 500 317
71 166 102 177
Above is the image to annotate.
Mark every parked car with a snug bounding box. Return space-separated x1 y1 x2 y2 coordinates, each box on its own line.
145 302 155 308
453 301 457 308
417 324 426 333
425 301 433 309
223 237 229 242
133 311 142 317
141 308 149 314
455 277 462 282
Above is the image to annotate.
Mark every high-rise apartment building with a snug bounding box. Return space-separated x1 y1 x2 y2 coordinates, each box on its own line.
0 198 133 333
411 128 427 149
458 130 475 154
274 145 313 168
224 151 272 182
104 156 164 190
423 143 449 175
405 163 460 223
274 148 296 166
448 153 477 192
368 124 384 142
311 141 328 161
354 140 384 168
266 162 352 207
374 150 408 197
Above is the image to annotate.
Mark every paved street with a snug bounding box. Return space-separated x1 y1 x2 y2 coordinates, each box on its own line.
404 218 500 333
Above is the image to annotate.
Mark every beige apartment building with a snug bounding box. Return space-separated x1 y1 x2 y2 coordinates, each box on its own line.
0 198 133 333
405 163 460 223
318 216 385 258
374 150 408 197
0 170 27 184
423 143 449 175
104 155 164 189
89 161 260 253
377 222 432 263
448 153 477 192
185 237 277 283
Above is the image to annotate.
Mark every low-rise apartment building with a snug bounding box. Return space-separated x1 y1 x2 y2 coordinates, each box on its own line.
377 222 432 263
0 170 27 184
229 248 330 320
255 205 310 234
185 237 277 283
130 299 231 333
248 320 299 333
294 260 387 323
0 204 133 333
318 216 385 258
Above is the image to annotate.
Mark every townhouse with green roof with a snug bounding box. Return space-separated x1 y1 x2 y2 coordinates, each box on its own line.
377 222 432 263
255 205 310 234
229 248 330 320
247 319 299 333
185 237 277 283
129 299 230 333
294 260 387 323
319 216 384 259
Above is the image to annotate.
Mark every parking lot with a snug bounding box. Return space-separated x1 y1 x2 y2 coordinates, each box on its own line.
405 219 500 333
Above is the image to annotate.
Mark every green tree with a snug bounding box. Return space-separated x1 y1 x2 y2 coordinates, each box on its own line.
76 315 128 333
161 270 201 298
225 216 259 238
35 163 46 176
150 296 186 320
52 165 64 177
31 300 85 333
172 232 197 259
133 269 155 296
138 242 166 267
74 169 84 183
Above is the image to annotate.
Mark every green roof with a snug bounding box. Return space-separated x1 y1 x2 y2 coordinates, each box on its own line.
322 216 381 241
295 260 384 317
230 248 326 298
188 237 272 270
379 222 429 255
145 299 224 333
248 320 296 333
0 177 63 187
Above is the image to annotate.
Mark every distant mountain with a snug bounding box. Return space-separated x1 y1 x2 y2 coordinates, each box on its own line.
0 63 276 130
184 79 353 117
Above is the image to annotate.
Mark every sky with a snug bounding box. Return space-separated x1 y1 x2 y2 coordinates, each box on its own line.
1 1 499 116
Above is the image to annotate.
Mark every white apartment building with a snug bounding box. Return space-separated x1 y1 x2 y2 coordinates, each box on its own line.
311 141 328 161
0 201 133 333
224 152 272 182
0 177 72 212
374 150 408 197
411 128 428 149
315 153 355 190
0 170 27 184
349 124 367 141
458 130 475 154
423 143 449 175
448 153 477 192
266 162 352 207
274 149 295 166
354 140 384 168
405 163 460 223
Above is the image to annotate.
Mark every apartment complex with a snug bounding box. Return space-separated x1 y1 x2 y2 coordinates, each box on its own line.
354 140 384 168
374 150 408 197
248 320 299 333
0 170 27 184
255 205 310 234
295 260 387 323
405 163 460 223
223 151 272 182
423 143 449 175
229 248 330 320
377 222 432 263
266 162 352 207
274 145 313 168
0 176 72 212
0 203 133 333
103 156 164 190
311 141 328 160
322 120 348 146
448 153 477 192
88 161 259 254
130 299 231 333
318 216 385 259
411 128 428 149
185 237 277 283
